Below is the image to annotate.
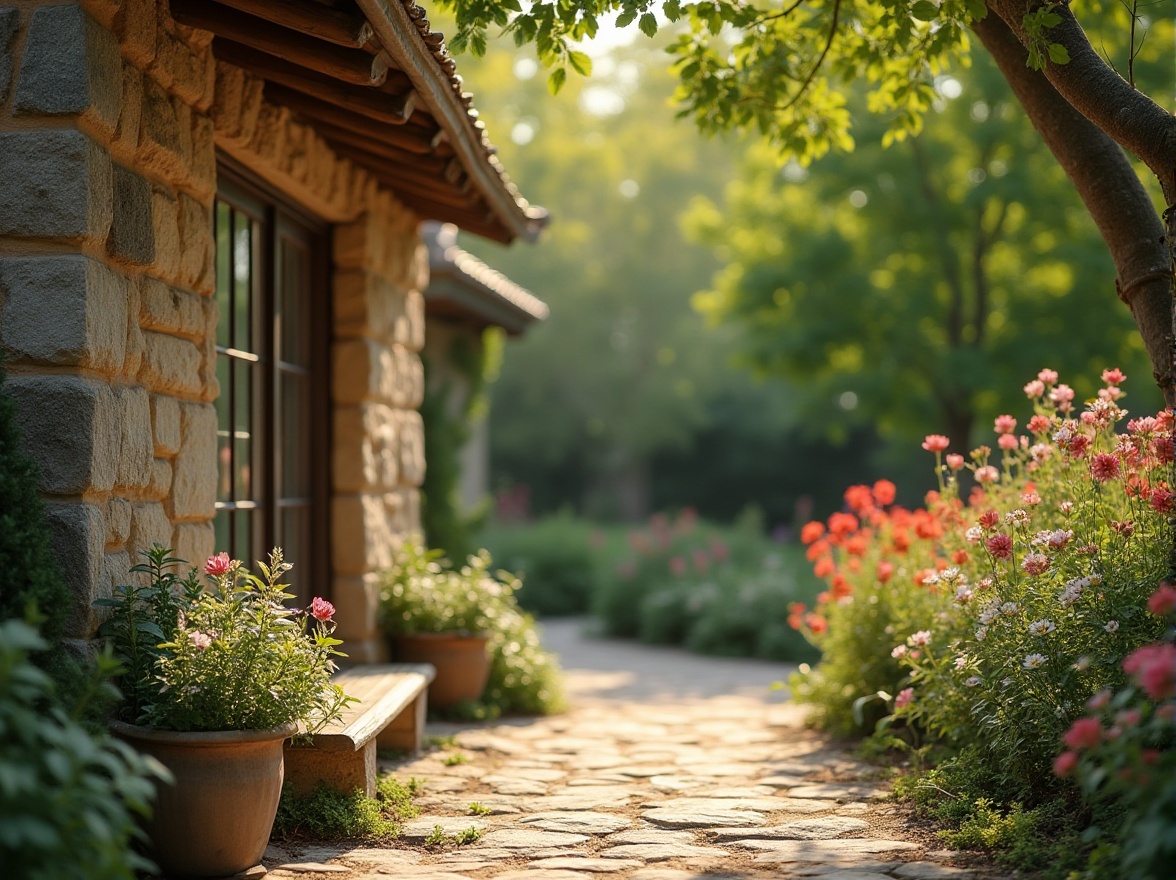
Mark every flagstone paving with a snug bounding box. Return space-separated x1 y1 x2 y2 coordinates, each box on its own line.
261 620 1008 880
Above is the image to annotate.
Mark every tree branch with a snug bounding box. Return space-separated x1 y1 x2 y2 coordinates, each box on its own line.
972 10 1174 402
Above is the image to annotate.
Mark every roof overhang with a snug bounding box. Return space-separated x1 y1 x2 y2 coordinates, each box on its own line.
424 223 548 335
171 0 548 243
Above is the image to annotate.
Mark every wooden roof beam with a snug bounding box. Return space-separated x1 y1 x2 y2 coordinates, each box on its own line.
212 0 375 49
172 0 388 87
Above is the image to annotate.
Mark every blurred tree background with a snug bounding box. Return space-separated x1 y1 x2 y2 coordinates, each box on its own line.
442 21 1161 531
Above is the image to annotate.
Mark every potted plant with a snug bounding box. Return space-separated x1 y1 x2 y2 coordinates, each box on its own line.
97 546 350 878
378 539 500 710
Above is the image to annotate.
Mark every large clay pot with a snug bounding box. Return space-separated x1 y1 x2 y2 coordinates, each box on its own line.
392 632 491 709
110 720 296 878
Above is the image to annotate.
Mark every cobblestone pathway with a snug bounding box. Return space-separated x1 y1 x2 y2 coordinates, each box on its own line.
262 620 1003 880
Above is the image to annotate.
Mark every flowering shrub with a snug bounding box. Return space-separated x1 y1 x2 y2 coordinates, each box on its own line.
98 546 350 733
792 368 1171 794
1054 588 1176 878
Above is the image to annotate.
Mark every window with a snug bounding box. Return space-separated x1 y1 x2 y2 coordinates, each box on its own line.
213 169 330 603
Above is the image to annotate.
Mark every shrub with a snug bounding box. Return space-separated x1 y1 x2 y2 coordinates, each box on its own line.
0 619 164 879
272 775 422 842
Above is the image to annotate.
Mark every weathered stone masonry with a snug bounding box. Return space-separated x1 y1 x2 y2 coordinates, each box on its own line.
0 0 426 661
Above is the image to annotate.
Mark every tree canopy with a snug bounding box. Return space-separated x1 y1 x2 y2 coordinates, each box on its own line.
438 0 1176 404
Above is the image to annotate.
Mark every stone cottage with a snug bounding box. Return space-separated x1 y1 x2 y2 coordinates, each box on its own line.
0 0 546 662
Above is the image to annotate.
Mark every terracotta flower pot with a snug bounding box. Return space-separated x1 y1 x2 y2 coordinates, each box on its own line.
110 720 296 879
392 632 491 709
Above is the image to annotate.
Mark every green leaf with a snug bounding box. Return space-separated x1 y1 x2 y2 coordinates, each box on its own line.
911 1 938 21
663 0 682 20
1046 42 1070 64
547 66 567 95
568 50 593 76
616 9 637 27
639 12 659 37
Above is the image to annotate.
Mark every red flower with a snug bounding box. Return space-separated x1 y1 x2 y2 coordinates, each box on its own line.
844 485 874 513
1090 453 1121 482
1063 717 1103 751
204 552 233 577
800 521 826 544
985 533 1013 560
1027 415 1052 434
1148 583 1176 617
876 561 894 583
1053 751 1079 778
872 479 897 506
828 512 859 537
1069 434 1091 458
813 556 835 578
979 509 1000 530
804 613 828 635
922 435 950 453
1152 437 1174 464
1150 486 1176 513
951 549 969 565
1124 643 1176 700
1101 367 1126 385
310 597 335 622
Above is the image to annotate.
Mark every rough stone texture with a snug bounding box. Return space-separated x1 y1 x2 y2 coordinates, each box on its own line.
746 839 922 861
106 496 132 547
787 784 891 802
114 385 153 489
642 808 766 829
0 130 112 239
0 8 19 105
598 844 730 862
708 817 870 841
13 4 120 126
891 864 973 879
172 521 214 570
478 830 590 850
42 502 105 636
170 402 216 519
108 164 156 265
151 394 182 457
519 813 632 835
0 256 127 372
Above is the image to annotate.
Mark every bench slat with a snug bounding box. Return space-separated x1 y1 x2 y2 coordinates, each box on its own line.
302 663 435 752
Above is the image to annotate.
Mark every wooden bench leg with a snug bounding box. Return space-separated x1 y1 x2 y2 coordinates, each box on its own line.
284 739 377 798
376 691 427 754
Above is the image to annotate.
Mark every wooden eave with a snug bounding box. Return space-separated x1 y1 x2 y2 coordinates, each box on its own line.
171 0 547 244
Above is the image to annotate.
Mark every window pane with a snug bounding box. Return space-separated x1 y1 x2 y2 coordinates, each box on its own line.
233 210 252 353
281 506 310 602
279 236 310 367
216 357 232 501
214 510 231 558
216 203 231 349
280 372 308 497
235 511 253 567
233 364 252 499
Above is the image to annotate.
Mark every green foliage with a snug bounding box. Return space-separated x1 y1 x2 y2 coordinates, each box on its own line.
467 802 492 815
98 547 351 732
0 619 165 880
379 538 565 715
0 364 75 688
272 775 422 842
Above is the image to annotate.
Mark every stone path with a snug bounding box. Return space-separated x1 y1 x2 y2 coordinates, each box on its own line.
262 619 1005 880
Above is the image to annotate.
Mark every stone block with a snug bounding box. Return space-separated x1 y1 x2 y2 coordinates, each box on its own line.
13 4 121 129
331 494 395 576
99 550 131 612
139 331 203 396
172 521 213 570
114 385 153 490
124 279 145 378
106 496 132 547
332 404 399 493
190 112 215 195
397 410 425 488
151 393 181 456
170 402 216 520
0 255 128 373
3 375 118 495
114 0 157 67
128 501 171 564
0 8 19 105
149 185 182 280
395 487 420 534
395 346 425 410
152 29 214 110
138 77 183 181
402 290 425 352
42 502 105 637
139 277 204 337
329 573 383 662
178 194 213 293
79 0 120 31
114 64 144 150
107 164 155 265
333 338 402 406
148 457 172 501
0 130 112 240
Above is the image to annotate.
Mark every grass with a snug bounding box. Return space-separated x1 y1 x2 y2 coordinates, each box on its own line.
272 774 422 842
467 802 492 816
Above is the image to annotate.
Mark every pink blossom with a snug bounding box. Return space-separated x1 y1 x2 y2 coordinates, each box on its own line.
1086 689 1112 711
922 435 950 453
1063 717 1103 750
998 434 1019 451
1027 415 1052 434
1024 379 1046 398
1102 367 1126 386
310 597 336 622
1069 434 1091 458
891 645 908 659
1038 368 1059 385
979 510 1000 530
975 466 999 484
1148 583 1176 617
1022 553 1050 576
1123 643 1176 701
188 631 212 651
1090 453 1121 482
204 552 233 577
994 414 1017 435
895 688 914 710
1053 751 1079 777
1129 416 1159 435
945 453 965 470
1115 709 1142 728
985 533 1013 560
1051 384 1075 412
1152 437 1174 464
908 630 932 647
1150 487 1176 513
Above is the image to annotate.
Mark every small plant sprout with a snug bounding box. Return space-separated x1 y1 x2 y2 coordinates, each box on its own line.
467 802 492 816
443 753 469 766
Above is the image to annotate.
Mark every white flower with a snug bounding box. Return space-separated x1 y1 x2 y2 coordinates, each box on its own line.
1001 602 1020 616
954 585 974 604
1005 509 1030 526
923 572 940 586
979 604 1000 625
188 631 212 651
908 630 932 647
1028 619 1056 636
1023 653 1048 669
891 645 908 659
965 676 983 688
1059 500 1074 514
1104 620 1119 633
1046 529 1074 551
966 526 984 544
955 656 968 670
974 626 988 641
1030 443 1053 462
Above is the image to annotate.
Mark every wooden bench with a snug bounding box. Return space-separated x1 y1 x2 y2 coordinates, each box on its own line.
283 663 435 798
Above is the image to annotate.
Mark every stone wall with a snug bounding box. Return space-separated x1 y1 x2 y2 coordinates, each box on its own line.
0 0 427 658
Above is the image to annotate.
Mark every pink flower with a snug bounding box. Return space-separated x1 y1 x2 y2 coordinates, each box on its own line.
1063 717 1103 751
1024 379 1046 398
1124 643 1176 701
1086 688 1112 711
1115 709 1141 728
204 552 233 577
1022 553 1050 576
895 687 914 710
1027 415 1052 434
1038 368 1059 385
985 533 1013 560
310 597 336 622
975 466 999 484
979 509 1000 530
188 631 212 651
1148 583 1176 616
908 630 932 647
1053 751 1079 777
998 434 1019 451
945 454 964 470
1069 434 1091 458
994 414 1017 434
1051 384 1075 411
1150 486 1175 513
922 435 950 453
1111 520 1135 537
1152 437 1175 464
1090 453 1121 482
1101 367 1125 386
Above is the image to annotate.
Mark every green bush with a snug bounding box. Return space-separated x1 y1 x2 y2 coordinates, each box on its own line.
0 619 164 879
273 775 422 842
479 512 605 616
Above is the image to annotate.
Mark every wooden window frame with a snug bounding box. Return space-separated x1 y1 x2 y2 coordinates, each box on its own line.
214 158 332 603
